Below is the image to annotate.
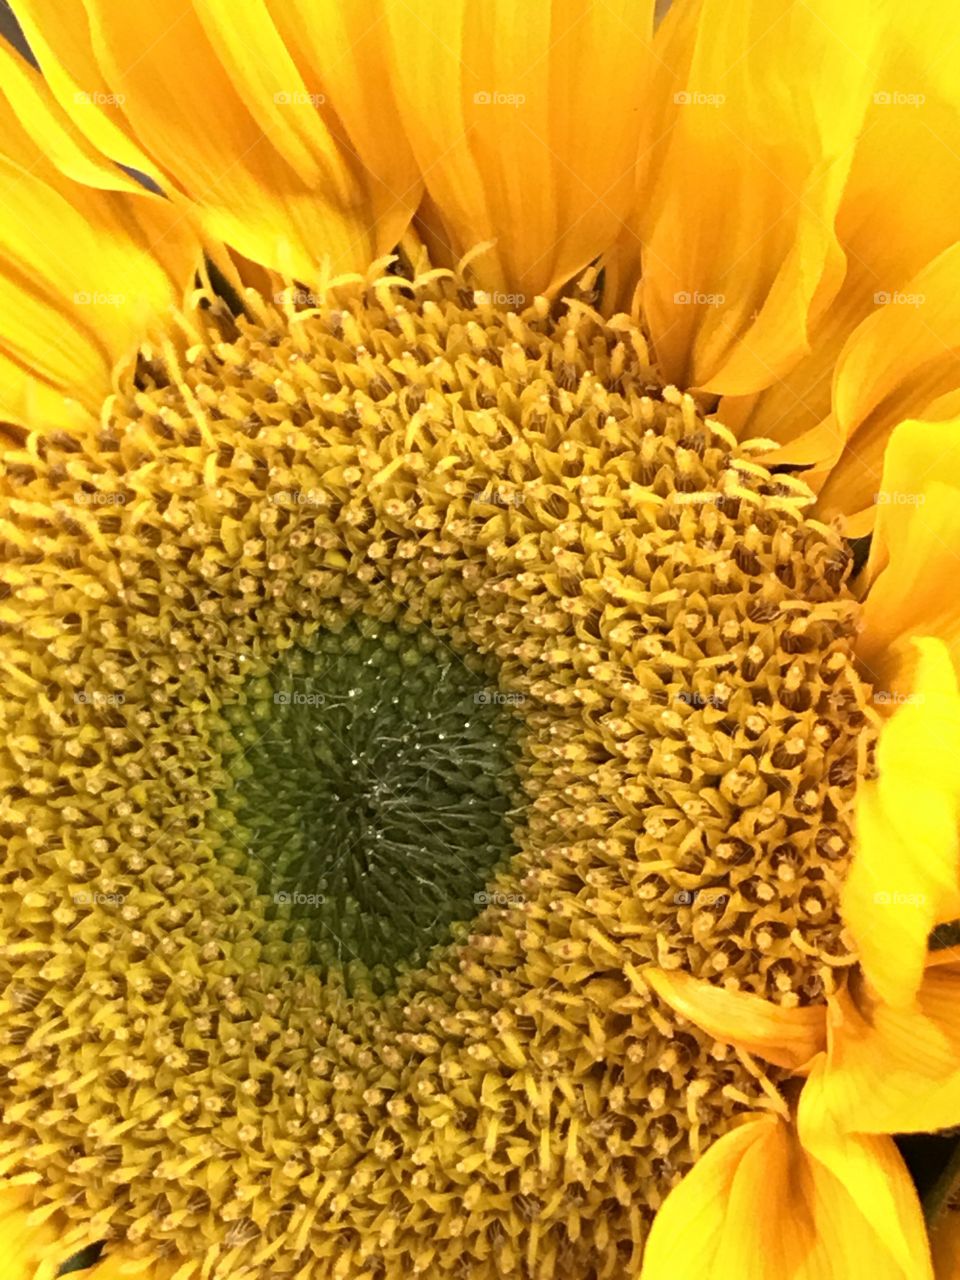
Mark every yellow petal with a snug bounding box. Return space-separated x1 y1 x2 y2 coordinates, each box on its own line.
380 0 656 298
842 637 960 1008
264 0 425 245
641 1102 931 1279
16 0 397 279
10 0 164 181
798 1058 934 1279
717 3 960 469
603 0 703 313
809 246 960 525
190 0 422 257
637 0 883 396
819 965 960 1135
0 38 141 192
645 967 826 1071
0 93 199 429
0 1190 57 1280
855 418 960 693
640 1115 787 1279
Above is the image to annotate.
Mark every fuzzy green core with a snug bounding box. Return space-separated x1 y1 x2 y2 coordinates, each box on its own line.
212 619 523 986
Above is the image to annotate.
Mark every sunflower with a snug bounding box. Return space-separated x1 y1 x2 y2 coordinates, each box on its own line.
2 2 960 1278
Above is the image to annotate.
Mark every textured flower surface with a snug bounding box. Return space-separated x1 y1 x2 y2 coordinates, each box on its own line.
2 3 960 1280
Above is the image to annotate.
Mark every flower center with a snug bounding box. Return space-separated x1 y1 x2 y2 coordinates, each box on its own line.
0 259 876 1276
218 619 522 986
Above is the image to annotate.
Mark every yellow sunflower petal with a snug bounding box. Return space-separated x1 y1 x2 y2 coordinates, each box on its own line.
809 246 960 525
380 0 655 298
9 0 163 181
819 965 960 1135
798 1058 934 1279
0 1190 58 1280
0 38 141 192
640 1115 785 1279
855 418 960 693
645 967 826 1071
716 4 960 468
190 0 422 257
0 93 199 429
263 0 425 242
841 637 960 1009
641 1102 930 1279
15 0 398 279
637 0 882 396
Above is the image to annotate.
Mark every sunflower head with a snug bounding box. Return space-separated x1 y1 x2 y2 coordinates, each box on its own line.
2 3 960 1278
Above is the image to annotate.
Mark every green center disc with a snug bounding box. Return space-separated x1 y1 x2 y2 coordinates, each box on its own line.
215 619 525 987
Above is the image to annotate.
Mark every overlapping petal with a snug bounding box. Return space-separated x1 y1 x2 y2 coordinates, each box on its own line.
641 1099 931 1280
817 959 960 1137
805 247 960 532
11 0 417 280
856 418 960 693
841 639 960 1009
634 0 884 398
379 0 656 299
0 67 199 431
717 3 960 518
